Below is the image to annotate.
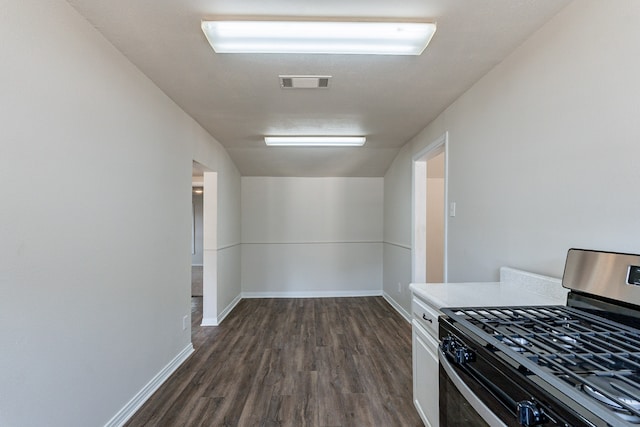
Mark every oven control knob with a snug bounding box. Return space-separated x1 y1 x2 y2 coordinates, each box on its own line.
454 347 475 364
442 336 475 365
517 400 547 426
442 336 456 352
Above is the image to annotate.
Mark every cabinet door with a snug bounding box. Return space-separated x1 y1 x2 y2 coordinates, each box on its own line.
413 326 439 427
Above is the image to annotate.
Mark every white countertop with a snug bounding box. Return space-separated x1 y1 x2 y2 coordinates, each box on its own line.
410 267 569 310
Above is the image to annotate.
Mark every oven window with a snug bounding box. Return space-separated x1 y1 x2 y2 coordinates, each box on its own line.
439 364 490 427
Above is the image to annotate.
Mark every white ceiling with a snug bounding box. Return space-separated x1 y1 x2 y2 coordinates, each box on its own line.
67 0 571 177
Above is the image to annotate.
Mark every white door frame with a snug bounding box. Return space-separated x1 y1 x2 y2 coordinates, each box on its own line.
411 132 449 283
201 171 218 326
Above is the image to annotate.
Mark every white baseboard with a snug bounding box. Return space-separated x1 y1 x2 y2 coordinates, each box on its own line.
201 293 243 326
218 293 242 324
201 317 217 326
242 290 383 299
104 343 194 427
382 292 411 323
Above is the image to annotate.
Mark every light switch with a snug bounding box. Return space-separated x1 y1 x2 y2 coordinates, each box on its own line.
449 202 456 217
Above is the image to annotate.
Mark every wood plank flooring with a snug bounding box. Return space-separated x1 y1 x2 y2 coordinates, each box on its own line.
125 297 423 427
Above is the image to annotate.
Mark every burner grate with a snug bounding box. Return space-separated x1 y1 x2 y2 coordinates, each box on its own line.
447 306 640 422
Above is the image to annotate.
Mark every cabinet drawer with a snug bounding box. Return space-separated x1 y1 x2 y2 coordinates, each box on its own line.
412 297 440 338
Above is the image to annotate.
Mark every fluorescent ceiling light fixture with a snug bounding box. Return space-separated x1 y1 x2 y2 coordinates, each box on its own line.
264 136 366 147
201 20 436 55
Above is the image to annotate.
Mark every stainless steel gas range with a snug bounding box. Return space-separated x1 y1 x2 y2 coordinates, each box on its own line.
439 249 640 426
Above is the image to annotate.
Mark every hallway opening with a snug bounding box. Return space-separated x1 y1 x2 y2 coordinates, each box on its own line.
412 132 449 283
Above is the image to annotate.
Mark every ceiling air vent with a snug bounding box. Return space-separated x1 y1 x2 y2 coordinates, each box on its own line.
279 75 331 89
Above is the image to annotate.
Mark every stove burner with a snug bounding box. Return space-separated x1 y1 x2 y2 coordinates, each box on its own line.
495 333 530 352
507 336 529 346
551 331 578 349
582 377 640 423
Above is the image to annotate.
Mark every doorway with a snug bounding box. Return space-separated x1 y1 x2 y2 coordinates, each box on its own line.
412 132 448 283
191 185 204 296
192 162 218 326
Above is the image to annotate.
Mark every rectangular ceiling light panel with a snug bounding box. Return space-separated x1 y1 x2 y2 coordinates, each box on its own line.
201 20 436 55
264 136 366 147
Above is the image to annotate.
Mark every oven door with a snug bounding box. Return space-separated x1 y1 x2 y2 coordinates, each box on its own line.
438 348 509 427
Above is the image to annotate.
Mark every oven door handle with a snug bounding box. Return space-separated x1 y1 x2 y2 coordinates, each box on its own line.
439 347 510 427
440 350 557 426
445 349 519 413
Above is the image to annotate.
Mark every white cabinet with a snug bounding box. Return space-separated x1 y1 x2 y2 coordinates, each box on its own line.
412 322 439 427
412 293 441 427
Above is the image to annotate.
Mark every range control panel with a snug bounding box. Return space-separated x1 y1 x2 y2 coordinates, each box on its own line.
628 265 640 286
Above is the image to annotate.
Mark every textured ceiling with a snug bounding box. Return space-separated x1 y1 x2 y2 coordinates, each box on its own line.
67 0 571 177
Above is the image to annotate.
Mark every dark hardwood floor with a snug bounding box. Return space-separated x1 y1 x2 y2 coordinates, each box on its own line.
125 297 423 427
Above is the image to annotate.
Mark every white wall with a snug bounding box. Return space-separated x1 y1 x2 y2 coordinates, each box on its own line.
382 145 414 311
190 119 242 321
198 166 241 322
383 0 640 312
241 177 383 296
0 1 240 426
